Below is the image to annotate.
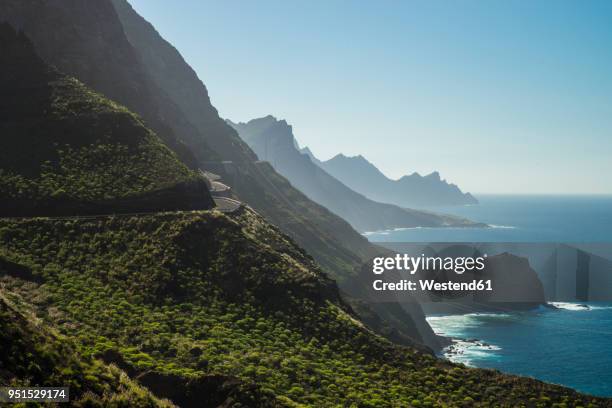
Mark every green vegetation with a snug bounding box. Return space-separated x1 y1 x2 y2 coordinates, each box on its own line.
0 75 199 202
0 291 173 407
0 210 607 407
0 24 211 215
3 0 430 350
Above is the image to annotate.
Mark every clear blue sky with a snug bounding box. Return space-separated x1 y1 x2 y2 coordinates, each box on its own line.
129 0 612 194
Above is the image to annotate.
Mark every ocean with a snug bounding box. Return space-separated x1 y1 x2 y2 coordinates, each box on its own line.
364 195 612 397
427 304 612 397
364 194 612 243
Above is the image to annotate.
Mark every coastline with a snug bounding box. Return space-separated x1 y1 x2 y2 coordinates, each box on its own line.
362 222 490 236
425 302 612 397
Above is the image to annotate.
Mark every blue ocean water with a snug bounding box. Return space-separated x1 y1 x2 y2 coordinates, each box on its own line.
364 195 612 397
365 195 612 242
427 304 612 397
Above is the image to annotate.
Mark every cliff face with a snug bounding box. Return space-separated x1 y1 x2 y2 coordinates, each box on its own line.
229 115 482 233
474 252 546 307
0 0 206 169
109 0 255 163
319 153 478 208
0 23 213 216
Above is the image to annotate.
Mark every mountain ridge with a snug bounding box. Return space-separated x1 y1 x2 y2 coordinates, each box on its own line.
317 151 478 208
0 22 213 217
228 115 484 233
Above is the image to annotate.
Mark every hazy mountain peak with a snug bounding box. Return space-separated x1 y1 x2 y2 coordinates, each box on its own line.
299 146 320 164
320 153 477 207
300 146 314 157
425 171 441 181
227 115 298 154
330 153 366 162
231 115 481 236
326 153 389 178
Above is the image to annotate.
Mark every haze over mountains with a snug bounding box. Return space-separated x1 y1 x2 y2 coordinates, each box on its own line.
228 116 480 233
315 152 477 208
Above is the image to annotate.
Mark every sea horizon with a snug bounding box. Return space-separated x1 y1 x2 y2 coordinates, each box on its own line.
364 194 612 243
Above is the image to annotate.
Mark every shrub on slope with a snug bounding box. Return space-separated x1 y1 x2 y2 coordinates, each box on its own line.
0 290 173 407
0 23 213 216
0 210 607 407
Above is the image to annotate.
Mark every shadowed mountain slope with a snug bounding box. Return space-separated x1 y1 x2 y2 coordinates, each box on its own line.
0 23 213 217
1 0 381 278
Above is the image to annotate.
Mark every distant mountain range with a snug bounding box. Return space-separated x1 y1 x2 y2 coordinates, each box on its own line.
313 152 477 208
227 116 483 233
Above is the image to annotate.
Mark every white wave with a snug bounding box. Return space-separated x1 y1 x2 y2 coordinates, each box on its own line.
362 227 422 235
426 313 512 337
441 338 501 367
589 305 612 310
361 224 491 236
550 303 612 311
549 302 592 311
361 230 391 236
488 224 516 229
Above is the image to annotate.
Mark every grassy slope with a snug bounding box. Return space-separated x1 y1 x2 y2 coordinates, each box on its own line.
0 290 173 407
0 23 213 215
0 211 608 407
0 76 199 202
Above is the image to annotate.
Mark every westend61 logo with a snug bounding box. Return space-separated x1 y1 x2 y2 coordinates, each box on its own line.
372 253 487 275
371 253 493 293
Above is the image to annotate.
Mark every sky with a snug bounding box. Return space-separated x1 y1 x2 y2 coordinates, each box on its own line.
129 0 612 194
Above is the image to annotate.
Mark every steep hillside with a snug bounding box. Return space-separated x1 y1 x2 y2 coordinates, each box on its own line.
0 291 174 407
3 0 377 290
109 0 255 164
104 0 373 270
0 0 211 168
2 210 607 407
93 0 443 347
228 116 482 232
0 23 213 216
319 153 478 208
